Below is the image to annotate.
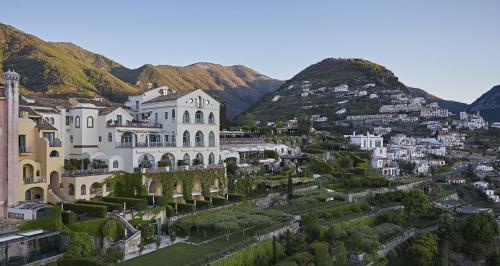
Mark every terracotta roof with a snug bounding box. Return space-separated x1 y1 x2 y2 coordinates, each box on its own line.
143 90 193 104
36 121 57 131
98 106 121 116
19 106 42 117
19 96 72 109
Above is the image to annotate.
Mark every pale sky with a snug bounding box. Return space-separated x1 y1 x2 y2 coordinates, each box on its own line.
2 0 499 103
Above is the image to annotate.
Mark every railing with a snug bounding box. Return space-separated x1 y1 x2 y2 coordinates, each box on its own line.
49 138 62 147
220 138 265 145
23 176 47 184
195 142 205 147
63 168 113 177
115 142 177 148
107 121 162 129
138 163 225 174
19 146 33 153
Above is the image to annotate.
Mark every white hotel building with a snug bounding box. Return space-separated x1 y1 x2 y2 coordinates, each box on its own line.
62 87 220 173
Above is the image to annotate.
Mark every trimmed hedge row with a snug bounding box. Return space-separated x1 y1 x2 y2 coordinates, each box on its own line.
76 200 123 212
139 195 167 206
61 211 79 225
58 257 110 266
102 197 147 210
168 202 195 213
186 199 212 209
228 193 246 202
177 203 195 213
211 197 228 206
62 203 107 218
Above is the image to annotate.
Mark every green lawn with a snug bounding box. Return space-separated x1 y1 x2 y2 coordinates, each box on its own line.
121 231 253 266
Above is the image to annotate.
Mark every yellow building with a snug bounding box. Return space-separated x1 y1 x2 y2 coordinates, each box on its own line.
18 111 64 203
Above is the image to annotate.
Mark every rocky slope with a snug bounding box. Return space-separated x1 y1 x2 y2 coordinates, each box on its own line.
467 85 500 122
0 23 282 117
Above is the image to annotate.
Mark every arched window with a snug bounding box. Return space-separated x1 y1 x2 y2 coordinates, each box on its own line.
208 112 215 124
208 131 215 147
161 153 175 167
75 116 80 128
195 131 204 147
50 117 55 125
108 132 113 142
138 154 155 169
172 109 176 119
209 152 215 165
195 111 204 123
183 153 190 165
81 184 86 195
113 160 119 169
183 131 190 147
194 153 204 165
68 184 75 196
87 117 94 128
49 150 59 157
183 111 190 123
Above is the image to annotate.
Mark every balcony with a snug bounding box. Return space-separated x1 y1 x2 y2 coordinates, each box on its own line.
23 176 47 184
49 138 62 147
107 120 162 129
115 142 177 148
19 146 33 154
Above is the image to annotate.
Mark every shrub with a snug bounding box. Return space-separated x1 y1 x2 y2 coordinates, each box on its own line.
157 160 171 167
67 218 110 236
101 218 125 241
63 232 95 258
140 195 166 206
62 203 107 218
133 201 148 211
58 257 109 266
195 200 211 209
211 197 228 206
19 206 65 232
228 193 246 202
176 203 195 213
61 211 79 225
102 197 147 210
76 200 123 212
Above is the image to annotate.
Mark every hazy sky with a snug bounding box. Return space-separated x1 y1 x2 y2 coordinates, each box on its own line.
2 0 499 103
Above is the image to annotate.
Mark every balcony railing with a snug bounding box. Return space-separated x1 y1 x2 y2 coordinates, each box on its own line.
23 176 47 184
107 120 162 129
63 168 113 177
220 137 265 145
115 142 177 148
137 163 225 174
49 138 62 147
19 146 33 153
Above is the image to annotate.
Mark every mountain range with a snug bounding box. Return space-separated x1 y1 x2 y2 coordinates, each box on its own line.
0 23 282 117
0 23 498 122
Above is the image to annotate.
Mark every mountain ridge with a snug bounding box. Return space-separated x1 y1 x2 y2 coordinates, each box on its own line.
243 58 468 122
467 85 500 122
0 23 283 117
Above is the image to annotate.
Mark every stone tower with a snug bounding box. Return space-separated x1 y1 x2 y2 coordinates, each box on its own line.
0 70 20 218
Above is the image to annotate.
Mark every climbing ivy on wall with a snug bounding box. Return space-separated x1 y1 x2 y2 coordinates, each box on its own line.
107 172 147 197
146 168 227 201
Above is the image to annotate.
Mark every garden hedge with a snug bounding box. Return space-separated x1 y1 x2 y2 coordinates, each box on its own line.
228 193 246 202
176 203 195 213
61 211 79 225
140 195 167 206
195 200 211 209
58 257 110 266
76 200 123 212
211 197 228 206
102 196 147 210
62 203 107 218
